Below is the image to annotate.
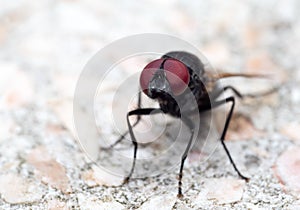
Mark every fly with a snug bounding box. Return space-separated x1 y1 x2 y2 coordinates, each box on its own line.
105 51 276 198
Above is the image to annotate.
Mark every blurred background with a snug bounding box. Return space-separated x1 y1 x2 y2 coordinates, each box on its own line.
1 0 299 122
1 0 300 209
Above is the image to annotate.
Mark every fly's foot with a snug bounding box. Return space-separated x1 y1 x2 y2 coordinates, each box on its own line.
177 193 183 199
243 176 250 183
122 176 130 185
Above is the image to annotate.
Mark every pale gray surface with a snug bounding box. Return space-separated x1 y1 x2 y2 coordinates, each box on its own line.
1 0 300 209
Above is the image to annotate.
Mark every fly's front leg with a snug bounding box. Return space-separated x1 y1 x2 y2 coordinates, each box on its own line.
211 96 249 181
177 116 195 198
123 108 162 184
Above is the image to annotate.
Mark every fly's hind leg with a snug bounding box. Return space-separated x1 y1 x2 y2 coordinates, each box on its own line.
208 84 275 180
211 96 249 181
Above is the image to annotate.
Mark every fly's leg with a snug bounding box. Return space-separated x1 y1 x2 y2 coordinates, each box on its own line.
123 108 162 184
182 85 264 116
102 91 142 150
209 84 274 180
211 96 249 181
177 117 195 198
223 86 243 98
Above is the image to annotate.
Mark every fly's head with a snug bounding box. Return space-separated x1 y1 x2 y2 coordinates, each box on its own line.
139 58 190 100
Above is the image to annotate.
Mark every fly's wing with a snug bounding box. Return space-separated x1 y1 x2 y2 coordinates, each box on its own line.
208 71 272 80
162 51 205 77
205 70 277 99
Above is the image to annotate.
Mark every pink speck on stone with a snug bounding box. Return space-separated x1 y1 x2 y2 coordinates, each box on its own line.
275 146 300 196
242 23 261 49
137 194 177 210
0 174 43 204
0 63 34 110
199 178 246 204
280 122 300 144
202 41 230 66
27 147 72 194
49 99 75 136
47 199 68 210
245 51 287 85
226 113 264 141
82 165 123 187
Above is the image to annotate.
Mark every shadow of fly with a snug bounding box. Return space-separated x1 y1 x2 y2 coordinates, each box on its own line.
104 51 275 198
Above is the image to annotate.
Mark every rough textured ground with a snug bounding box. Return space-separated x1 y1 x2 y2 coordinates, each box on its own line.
1 0 300 209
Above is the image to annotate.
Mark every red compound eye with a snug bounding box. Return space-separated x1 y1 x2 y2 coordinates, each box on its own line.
139 58 190 96
163 58 190 95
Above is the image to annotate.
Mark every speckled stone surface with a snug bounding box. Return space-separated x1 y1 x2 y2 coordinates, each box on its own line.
1 0 300 209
